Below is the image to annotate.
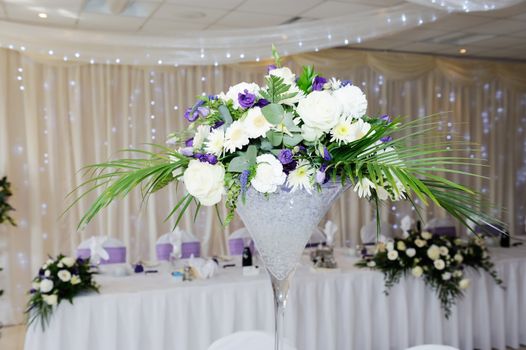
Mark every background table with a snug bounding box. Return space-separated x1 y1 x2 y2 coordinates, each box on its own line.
25 247 526 350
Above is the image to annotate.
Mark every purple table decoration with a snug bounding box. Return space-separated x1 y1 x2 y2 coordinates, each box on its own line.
156 243 173 261
182 241 201 258
228 238 255 256
428 226 457 237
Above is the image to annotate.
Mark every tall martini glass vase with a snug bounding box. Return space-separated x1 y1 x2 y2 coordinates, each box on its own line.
236 181 349 350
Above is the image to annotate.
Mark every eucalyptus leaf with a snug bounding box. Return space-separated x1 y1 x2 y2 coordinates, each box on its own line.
262 104 284 125
246 145 258 165
283 133 304 147
227 156 250 173
218 105 233 126
266 130 284 147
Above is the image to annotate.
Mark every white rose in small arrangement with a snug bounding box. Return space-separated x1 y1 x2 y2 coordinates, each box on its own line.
27 254 99 330
357 231 502 318
421 231 433 240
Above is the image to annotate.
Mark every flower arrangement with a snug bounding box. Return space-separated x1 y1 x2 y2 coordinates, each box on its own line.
356 232 502 317
0 176 16 227
26 255 99 329
70 47 501 238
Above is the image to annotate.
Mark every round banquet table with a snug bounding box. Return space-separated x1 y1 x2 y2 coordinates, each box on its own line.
25 247 526 350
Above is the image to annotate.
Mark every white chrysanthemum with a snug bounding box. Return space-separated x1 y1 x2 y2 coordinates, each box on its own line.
40 279 54 294
406 248 416 257
58 270 72 282
387 250 399 260
412 266 423 278
286 160 315 193
330 118 354 144
427 245 441 260
225 82 260 109
434 259 446 270
71 275 81 285
349 118 372 141
192 125 210 150
332 84 368 118
223 121 250 153
353 177 374 198
251 154 286 193
43 294 58 306
205 128 225 156
243 107 272 139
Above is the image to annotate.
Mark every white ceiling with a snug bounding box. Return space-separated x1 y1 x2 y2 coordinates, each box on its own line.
0 0 525 60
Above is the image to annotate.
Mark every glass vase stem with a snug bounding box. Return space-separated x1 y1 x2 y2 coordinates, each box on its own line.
270 273 291 350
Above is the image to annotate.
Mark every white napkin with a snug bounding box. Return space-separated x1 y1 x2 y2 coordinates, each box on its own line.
88 236 109 264
188 256 218 279
323 220 338 246
169 228 183 259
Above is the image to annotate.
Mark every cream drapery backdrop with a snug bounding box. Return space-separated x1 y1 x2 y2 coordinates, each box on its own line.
1 48 525 325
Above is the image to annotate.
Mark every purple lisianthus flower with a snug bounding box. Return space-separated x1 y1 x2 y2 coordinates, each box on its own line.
29 288 37 294
278 149 294 165
184 107 199 122
238 89 256 109
197 106 210 117
283 160 297 175
323 147 332 161
315 170 326 184
312 76 327 91
380 114 392 123
180 147 194 157
240 170 250 194
341 79 352 87
267 64 277 73
381 136 393 143
255 98 270 108
208 95 218 101
185 138 194 147
212 120 225 129
206 154 218 165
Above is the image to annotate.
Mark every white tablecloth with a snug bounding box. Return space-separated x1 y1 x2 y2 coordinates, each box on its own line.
25 247 526 350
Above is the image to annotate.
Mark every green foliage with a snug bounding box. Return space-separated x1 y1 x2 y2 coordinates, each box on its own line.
0 176 16 226
227 145 258 173
26 254 99 330
296 65 317 93
261 103 285 125
271 44 282 67
259 76 297 104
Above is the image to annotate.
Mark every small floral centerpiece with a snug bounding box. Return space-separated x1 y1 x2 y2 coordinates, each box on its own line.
26 255 99 329
0 176 16 227
356 232 502 317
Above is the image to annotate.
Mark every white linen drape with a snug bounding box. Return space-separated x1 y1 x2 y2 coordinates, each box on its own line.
1 48 525 325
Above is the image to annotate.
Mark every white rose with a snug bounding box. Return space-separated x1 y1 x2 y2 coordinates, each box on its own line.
387 250 399 261
434 259 446 270
44 270 51 277
58 270 72 282
367 261 376 268
406 248 416 258
225 82 260 109
332 84 367 118
439 246 449 256
442 272 452 281
396 241 406 251
183 160 225 206
57 262 64 268
453 270 463 278
61 257 76 268
412 266 423 278
415 239 426 248
296 90 341 132
40 279 54 294
267 67 296 85
459 278 471 289
42 294 58 306
251 154 286 194
243 107 272 139
301 124 324 142
454 254 463 263
70 275 82 285
386 241 394 252
427 245 441 260
421 231 433 240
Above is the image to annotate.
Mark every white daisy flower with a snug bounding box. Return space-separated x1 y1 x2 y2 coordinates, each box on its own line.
353 177 374 198
205 128 225 156
243 107 272 139
286 160 315 193
223 121 250 153
330 118 354 144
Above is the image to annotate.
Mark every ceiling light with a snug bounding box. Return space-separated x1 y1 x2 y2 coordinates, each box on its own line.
38 13 48 19
459 48 467 54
